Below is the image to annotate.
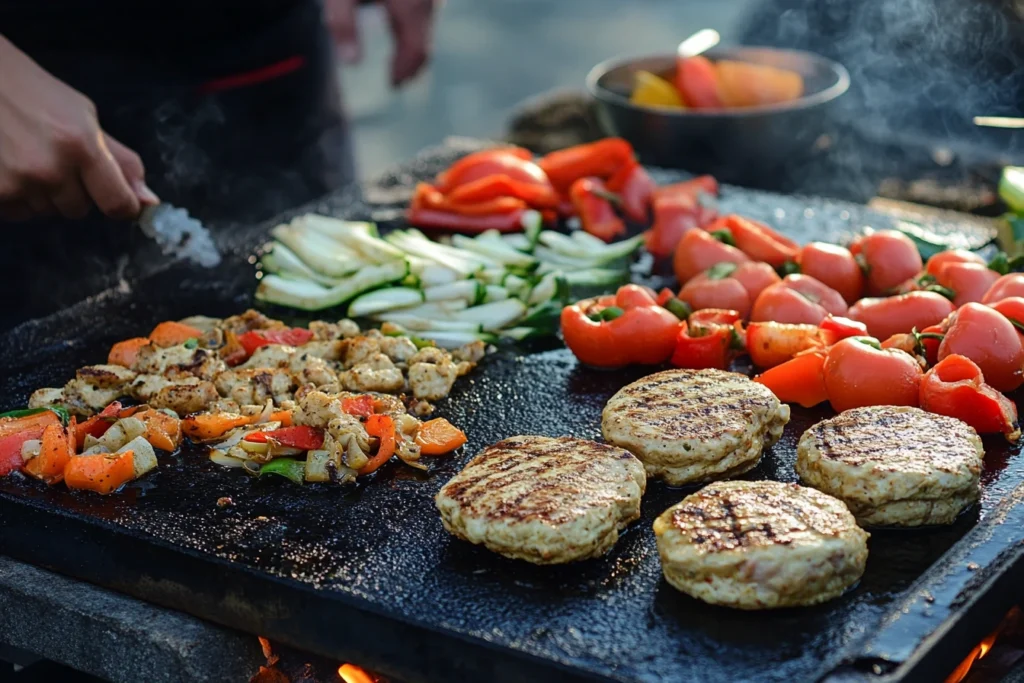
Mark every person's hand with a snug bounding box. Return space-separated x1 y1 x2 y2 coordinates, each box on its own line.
0 36 157 222
324 0 436 87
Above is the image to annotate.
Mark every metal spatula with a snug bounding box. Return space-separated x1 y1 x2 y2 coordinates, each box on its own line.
138 203 221 267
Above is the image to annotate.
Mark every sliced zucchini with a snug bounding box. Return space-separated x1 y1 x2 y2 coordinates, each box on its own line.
451 299 528 331
527 272 569 305
261 242 344 287
570 229 610 252
562 268 630 287
523 210 543 251
500 326 547 341
296 215 406 263
500 234 532 252
519 300 562 330
484 285 509 302
375 315 483 332
375 300 469 319
414 330 499 349
270 225 362 277
451 234 538 268
348 287 425 317
386 231 490 275
256 260 408 311
423 280 483 303
408 258 460 286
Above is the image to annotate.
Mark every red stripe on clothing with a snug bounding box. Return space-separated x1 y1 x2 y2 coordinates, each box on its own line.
198 55 307 94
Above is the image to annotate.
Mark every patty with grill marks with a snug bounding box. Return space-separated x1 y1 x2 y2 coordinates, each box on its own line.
796 406 984 527
601 369 790 485
654 480 869 609
435 435 646 564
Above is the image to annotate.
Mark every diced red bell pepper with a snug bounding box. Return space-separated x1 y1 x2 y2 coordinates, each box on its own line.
243 426 324 450
569 177 625 242
920 354 1020 442
754 351 828 408
342 395 375 418
238 328 315 356
0 429 45 476
606 160 657 223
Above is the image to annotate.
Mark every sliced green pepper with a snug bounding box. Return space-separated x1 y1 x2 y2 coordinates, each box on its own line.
258 458 305 485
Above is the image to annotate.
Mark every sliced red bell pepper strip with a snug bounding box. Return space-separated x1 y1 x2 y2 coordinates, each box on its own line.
446 174 560 210
341 395 375 418
754 351 828 408
359 414 397 475
920 354 1020 442
539 138 636 193
243 426 325 450
569 177 625 242
237 328 315 356
411 182 526 216
606 160 657 223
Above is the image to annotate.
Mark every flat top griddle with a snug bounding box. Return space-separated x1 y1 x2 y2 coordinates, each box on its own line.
1 143 1021 683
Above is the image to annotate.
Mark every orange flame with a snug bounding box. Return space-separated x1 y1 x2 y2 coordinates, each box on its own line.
338 663 375 683
944 606 1020 683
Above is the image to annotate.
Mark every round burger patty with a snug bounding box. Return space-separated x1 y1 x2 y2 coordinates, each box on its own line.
435 435 646 564
796 406 984 527
654 480 869 610
602 369 791 485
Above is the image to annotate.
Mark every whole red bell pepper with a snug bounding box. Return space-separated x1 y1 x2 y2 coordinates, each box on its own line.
539 138 636 193
569 177 626 242
606 160 657 223
244 425 325 450
670 316 745 370
561 285 680 367
920 354 1020 442
238 328 315 356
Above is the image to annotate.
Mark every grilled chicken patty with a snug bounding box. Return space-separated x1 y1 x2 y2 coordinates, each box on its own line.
796 406 984 527
654 480 869 609
602 369 790 485
435 435 646 564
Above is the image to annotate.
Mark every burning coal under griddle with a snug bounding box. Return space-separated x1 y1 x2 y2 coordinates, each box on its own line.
0 142 1022 683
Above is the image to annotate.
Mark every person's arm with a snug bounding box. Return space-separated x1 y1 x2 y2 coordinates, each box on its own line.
324 0 435 86
0 35 157 222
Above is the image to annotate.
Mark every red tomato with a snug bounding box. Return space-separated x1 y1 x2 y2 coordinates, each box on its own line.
678 271 751 319
938 302 1024 393
731 262 781 302
850 230 924 295
933 262 1000 307
746 321 826 368
982 273 1024 304
750 274 847 325
797 242 865 303
925 249 986 278
437 149 551 193
712 215 799 267
847 291 955 341
823 338 923 412
674 55 723 109
672 228 750 284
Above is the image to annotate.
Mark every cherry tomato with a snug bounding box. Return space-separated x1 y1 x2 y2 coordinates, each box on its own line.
731 261 781 302
679 271 751 318
850 230 924 295
674 55 723 109
436 149 551 193
924 249 986 278
823 337 923 412
797 242 865 304
746 321 827 368
672 228 750 284
711 215 799 267
751 274 848 325
847 291 955 341
938 302 1024 393
932 262 1000 307
982 273 1024 304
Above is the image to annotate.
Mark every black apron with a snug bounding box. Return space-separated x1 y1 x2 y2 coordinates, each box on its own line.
1 0 354 330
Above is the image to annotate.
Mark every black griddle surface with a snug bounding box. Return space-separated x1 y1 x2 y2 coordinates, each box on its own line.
0 143 1020 683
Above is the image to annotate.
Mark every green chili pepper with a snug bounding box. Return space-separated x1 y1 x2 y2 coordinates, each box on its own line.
258 458 305 485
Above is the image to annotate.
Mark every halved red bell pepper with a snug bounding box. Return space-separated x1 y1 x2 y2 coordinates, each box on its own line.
920 354 1020 442
342 395 375 418
712 214 799 267
561 284 680 367
746 321 829 369
238 328 315 356
244 426 325 450
606 160 657 223
539 138 635 193
754 351 828 408
570 177 626 242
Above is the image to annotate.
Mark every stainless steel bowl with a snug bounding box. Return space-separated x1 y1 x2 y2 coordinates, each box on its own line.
586 47 850 188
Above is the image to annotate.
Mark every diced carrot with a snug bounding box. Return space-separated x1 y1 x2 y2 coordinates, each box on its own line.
135 409 182 452
415 418 467 455
0 411 60 440
107 337 150 368
359 414 396 475
149 321 204 347
64 451 135 494
23 422 75 485
754 352 828 408
181 412 251 441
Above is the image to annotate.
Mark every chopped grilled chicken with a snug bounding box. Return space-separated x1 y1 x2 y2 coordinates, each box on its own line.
327 414 371 452
371 394 406 416
298 340 345 361
211 398 242 413
407 348 459 401
28 387 65 410
134 343 225 380
339 354 405 393
294 390 345 428
379 336 418 364
452 340 487 365
343 336 381 368
75 364 137 389
309 319 360 341
214 367 296 406
61 365 138 415
408 347 447 365
408 398 435 417
218 309 285 336
290 354 337 387
146 378 219 415
243 344 296 368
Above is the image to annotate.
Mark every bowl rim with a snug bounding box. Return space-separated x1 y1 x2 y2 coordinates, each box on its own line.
586 46 851 118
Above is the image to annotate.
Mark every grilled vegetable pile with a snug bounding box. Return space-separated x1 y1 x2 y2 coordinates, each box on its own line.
256 213 643 347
